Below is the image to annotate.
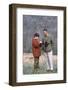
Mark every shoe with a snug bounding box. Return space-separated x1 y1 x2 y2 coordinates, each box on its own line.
50 68 53 71
46 69 53 73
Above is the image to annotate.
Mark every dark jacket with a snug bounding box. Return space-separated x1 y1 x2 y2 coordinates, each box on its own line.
42 35 53 52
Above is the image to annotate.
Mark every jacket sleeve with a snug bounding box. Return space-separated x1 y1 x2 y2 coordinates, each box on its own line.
50 36 54 46
41 39 45 51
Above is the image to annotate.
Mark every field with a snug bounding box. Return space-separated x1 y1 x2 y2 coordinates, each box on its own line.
23 53 57 74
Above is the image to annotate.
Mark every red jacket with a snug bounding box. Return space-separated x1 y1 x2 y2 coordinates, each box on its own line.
32 38 41 58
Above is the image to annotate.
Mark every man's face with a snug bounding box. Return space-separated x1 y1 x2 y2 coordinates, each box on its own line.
44 31 48 36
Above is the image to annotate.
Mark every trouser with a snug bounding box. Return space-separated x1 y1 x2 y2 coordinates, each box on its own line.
44 51 53 70
34 57 39 69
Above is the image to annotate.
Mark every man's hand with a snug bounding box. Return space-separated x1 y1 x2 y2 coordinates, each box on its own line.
40 41 42 44
39 41 42 47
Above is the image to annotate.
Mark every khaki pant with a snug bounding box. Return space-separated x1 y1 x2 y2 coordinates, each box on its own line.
44 51 53 70
34 57 39 69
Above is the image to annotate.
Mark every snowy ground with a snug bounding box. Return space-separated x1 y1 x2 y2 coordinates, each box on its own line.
23 53 57 75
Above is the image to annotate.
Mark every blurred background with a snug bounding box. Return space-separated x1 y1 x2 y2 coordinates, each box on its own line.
23 15 57 55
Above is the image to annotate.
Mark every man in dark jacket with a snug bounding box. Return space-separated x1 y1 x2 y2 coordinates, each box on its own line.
42 29 54 71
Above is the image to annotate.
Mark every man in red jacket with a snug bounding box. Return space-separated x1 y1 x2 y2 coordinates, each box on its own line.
32 33 42 69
